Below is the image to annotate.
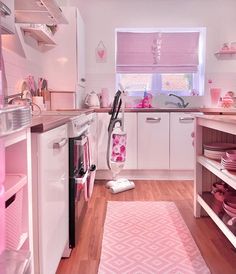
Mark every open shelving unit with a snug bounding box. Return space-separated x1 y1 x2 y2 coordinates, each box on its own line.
21 25 56 46
2 127 34 271
194 115 236 248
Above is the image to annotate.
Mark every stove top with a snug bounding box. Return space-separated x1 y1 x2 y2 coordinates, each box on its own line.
40 110 95 138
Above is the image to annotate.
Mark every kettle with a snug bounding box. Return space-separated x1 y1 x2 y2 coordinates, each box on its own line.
84 91 100 108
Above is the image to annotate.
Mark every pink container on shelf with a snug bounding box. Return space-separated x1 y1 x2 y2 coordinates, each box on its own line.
0 139 5 254
0 140 5 184
0 185 5 254
210 88 221 106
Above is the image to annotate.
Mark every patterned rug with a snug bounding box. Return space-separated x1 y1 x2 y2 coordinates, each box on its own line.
98 201 210 274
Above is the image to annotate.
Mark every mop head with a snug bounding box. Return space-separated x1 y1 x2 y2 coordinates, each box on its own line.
106 178 135 194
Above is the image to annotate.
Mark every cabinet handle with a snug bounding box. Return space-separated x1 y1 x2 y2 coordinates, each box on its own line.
53 138 67 149
146 117 161 122
179 117 194 122
0 2 11 17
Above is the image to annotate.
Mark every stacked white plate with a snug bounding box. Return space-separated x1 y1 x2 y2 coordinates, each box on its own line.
221 155 236 171
203 143 236 160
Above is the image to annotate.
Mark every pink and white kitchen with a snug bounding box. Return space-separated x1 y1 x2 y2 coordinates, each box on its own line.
1 0 236 273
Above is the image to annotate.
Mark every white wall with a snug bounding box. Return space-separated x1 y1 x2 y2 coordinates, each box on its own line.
2 25 45 97
72 0 236 107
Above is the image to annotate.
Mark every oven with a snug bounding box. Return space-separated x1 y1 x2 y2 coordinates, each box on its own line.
69 134 89 248
67 113 96 250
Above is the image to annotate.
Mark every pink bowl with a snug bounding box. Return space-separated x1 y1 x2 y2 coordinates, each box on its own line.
212 182 228 192
225 196 236 208
223 201 236 213
223 204 236 217
226 150 236 161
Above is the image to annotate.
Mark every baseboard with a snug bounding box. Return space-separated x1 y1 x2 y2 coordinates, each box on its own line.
95 169 194 180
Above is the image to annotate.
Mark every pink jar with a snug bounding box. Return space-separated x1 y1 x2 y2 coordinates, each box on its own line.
0 139 5 254
100 88 110 108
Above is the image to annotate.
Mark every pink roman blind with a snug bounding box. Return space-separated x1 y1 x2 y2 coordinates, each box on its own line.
116 31 200 73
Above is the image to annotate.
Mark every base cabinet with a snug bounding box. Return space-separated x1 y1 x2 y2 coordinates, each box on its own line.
31 125 68 274
137 113 169 169
170 112 195 170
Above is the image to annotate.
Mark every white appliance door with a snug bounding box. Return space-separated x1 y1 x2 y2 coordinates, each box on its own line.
37 125 68 274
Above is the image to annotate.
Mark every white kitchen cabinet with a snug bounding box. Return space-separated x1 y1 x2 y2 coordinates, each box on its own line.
137 113 169 169
31 124 68 274
97 113 138 170
1 0 15 34
170 112 195 170
2 128 33 272
194 115 236 248
42 7 85 98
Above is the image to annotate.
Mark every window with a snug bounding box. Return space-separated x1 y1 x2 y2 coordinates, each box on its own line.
116 28 206 96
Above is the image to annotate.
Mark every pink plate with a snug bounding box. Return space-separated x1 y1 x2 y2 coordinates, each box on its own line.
226 150 236 161
204 143 236 151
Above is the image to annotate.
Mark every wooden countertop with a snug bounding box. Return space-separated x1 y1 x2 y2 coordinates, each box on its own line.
94 107 236 114
30 109 93 132
31 115 71 132
194 114 236 124
94 107 201 113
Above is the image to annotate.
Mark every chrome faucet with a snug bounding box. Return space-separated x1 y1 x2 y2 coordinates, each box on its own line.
166 93 189 108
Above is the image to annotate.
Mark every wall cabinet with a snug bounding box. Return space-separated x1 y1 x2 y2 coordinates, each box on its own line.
194 115 236 248
138 113 169 169
170 112 195 170
42 7 85 98
97 113 137 170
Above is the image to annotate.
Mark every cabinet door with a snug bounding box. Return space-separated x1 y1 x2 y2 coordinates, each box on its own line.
138 113 169 169
170 112 194 170
97 113 138 170
36 125 68 274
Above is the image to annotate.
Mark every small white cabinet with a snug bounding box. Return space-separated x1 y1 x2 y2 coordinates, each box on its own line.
170 112 195 170
137 113 169 169
97 113 137 170
31 124 68 274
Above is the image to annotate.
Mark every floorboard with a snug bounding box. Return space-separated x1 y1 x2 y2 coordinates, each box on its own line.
56 180 236 274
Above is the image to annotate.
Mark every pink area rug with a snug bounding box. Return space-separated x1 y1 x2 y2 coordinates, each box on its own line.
98 201 210 274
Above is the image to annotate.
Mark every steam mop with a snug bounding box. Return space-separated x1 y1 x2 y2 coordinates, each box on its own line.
106 90 135 194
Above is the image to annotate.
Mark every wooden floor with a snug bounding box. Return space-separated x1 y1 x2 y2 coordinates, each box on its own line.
57 180 236 274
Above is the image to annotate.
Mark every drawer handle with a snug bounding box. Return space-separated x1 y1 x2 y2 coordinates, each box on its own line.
0 2 11 17
53 138 67 149
179 117 194 122
146 117 161 122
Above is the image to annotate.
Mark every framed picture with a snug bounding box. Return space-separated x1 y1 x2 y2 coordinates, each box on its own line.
96 41 107 63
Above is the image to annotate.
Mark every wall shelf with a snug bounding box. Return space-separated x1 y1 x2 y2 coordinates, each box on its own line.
21 26 56 46
215 50 236 57
4 174 27 202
